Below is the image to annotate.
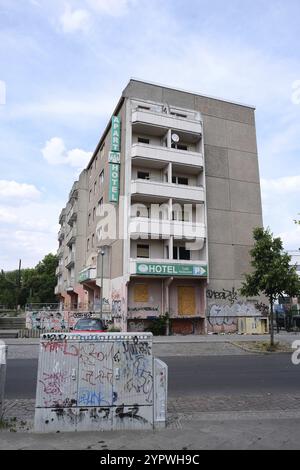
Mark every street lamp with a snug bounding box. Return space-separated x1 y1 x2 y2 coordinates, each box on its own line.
100 249 105 319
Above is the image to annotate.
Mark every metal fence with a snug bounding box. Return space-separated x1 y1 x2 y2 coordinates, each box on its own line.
0 343 7 419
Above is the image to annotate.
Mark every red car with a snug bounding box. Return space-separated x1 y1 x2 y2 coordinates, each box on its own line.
73 318 107 332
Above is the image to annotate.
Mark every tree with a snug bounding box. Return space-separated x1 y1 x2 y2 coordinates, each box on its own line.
240 227 300 347
0 253 58 309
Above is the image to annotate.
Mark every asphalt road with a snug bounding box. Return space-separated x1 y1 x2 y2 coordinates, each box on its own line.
4 354 300 399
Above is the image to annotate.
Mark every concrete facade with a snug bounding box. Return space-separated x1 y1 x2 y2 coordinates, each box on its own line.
55 79 264 334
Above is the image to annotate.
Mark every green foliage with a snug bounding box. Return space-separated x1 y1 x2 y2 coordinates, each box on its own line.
0 253 58 308
145 313 169 336
240 227 300 302
240 227 300 346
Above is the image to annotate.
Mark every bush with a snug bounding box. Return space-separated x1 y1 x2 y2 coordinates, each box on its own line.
145 313 169 336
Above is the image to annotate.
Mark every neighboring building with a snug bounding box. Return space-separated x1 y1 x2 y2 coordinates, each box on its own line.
55 79 264 334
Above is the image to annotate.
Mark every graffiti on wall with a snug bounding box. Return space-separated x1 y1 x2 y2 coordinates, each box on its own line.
206 288 238 305
26 310 95 331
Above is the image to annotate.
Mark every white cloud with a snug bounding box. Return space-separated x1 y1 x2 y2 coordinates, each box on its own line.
0 200 61 270
86 0 135 16
0 180 41 200
261 175 300 195
261 175 300 251
60 4 90 33
0 80 6 105
42 137 92 169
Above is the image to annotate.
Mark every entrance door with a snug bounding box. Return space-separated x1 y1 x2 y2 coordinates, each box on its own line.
178 286 196 316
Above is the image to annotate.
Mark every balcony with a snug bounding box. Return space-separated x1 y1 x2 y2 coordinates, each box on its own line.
129 217 206 239
78 266 97 283
59 208 66 225
65 277 75 291
58 228 65 241
132 109 202 135
55 265 63 276
67 202 78 226
131 179 205 202
66 227 77 247
57 245 64 259
131 143 203 168
54 285 61 295
129 258 207 277
65 252 75 269
69 181 78 200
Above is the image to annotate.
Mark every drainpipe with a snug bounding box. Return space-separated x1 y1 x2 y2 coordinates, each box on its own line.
165 277 173 336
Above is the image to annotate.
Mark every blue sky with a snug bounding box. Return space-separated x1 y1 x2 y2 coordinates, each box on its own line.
0 0 300 270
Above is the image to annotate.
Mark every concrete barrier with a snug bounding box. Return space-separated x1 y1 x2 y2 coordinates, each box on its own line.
34 332 167 432
0 342 7 418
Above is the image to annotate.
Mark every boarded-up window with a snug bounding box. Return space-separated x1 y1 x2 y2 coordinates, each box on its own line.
134 284 149 303
178 287 196 316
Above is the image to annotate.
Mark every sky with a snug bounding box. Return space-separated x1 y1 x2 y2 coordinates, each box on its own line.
0 0 300 271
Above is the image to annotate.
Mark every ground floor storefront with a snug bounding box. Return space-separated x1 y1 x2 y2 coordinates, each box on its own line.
127 276 206 335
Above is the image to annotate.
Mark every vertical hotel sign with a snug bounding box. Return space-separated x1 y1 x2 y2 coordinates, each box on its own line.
109 116 121 203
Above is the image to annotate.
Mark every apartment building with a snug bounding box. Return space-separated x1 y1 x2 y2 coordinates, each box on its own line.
55 79 264 334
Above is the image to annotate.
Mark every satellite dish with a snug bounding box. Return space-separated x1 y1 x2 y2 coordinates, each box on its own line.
171 133 180 143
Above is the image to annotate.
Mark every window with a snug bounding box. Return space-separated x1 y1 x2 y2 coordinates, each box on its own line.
170 112 187 118
100 143 105 158
89 189 92 202
98 197 103 214
87 238 90 251
173 246 190 260
137 105 150 111
137 244 150 258
93 207 96 221
100 170 104 185
171 143 188 151
172 176 189 185
138 137 150 145
137 171 150 180
88 213 91 226
94 181 97 194
92 234 95 248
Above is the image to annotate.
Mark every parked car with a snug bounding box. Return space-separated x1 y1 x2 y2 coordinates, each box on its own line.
73 318 107 332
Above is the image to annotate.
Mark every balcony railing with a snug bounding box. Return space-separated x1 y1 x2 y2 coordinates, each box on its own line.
78 266 97 283
132 109 202 134
65 252 75 269
129 217 206 239
67 202 78 225
58 228 65 241
131 179 205 202
131 143 203 168
66 227 77 246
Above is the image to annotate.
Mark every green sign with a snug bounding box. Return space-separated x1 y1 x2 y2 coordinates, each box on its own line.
109 163 120 203
111 116 121 152
108 151 120 164
136 262 207 277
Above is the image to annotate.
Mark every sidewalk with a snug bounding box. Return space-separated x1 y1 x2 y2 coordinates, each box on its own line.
2 331 299 345
1 409 300 450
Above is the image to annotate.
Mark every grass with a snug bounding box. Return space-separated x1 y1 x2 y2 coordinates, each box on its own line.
0 415 29 432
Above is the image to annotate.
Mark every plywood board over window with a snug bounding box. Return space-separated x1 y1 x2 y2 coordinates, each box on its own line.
134 284 149 303
178 287 196 316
